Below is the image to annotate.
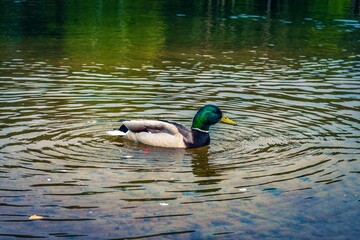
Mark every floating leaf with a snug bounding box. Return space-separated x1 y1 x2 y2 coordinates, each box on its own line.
29 215 44 220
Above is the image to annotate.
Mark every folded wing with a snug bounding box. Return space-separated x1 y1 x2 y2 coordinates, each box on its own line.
123 120 181 135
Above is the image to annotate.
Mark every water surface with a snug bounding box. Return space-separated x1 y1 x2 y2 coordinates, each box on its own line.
1 0 359 239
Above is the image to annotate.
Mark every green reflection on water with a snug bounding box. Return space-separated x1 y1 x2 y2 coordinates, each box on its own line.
62 1 166 64
0 0 358 66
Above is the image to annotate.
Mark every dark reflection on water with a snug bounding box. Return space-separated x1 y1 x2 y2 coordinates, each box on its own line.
1 0 360 239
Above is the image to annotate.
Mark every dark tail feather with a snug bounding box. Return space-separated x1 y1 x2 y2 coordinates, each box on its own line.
118 124 129 133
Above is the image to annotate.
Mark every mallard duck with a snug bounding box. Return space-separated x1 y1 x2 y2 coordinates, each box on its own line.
107 104 236 148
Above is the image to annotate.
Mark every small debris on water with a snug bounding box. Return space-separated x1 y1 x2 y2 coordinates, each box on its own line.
86 120 97 124
29 215 44 220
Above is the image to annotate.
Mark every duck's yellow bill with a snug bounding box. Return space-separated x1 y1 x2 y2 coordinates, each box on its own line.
220 115 237 125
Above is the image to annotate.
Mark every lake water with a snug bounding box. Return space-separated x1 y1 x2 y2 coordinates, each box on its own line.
1 0 359 239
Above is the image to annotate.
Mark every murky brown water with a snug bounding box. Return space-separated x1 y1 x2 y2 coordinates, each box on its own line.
1 0 359 239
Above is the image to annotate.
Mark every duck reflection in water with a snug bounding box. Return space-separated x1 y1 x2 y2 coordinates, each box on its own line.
188 147 221 179
113 139 220 180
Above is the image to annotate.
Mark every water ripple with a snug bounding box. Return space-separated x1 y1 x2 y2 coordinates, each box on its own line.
0 55 359 239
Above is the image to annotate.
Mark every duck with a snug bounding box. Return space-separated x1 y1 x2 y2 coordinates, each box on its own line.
107 104 236 149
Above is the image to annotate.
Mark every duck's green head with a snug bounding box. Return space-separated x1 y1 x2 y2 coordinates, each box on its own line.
191 104 237 131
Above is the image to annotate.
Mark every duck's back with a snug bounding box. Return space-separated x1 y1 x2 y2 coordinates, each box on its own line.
122 120 189 148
